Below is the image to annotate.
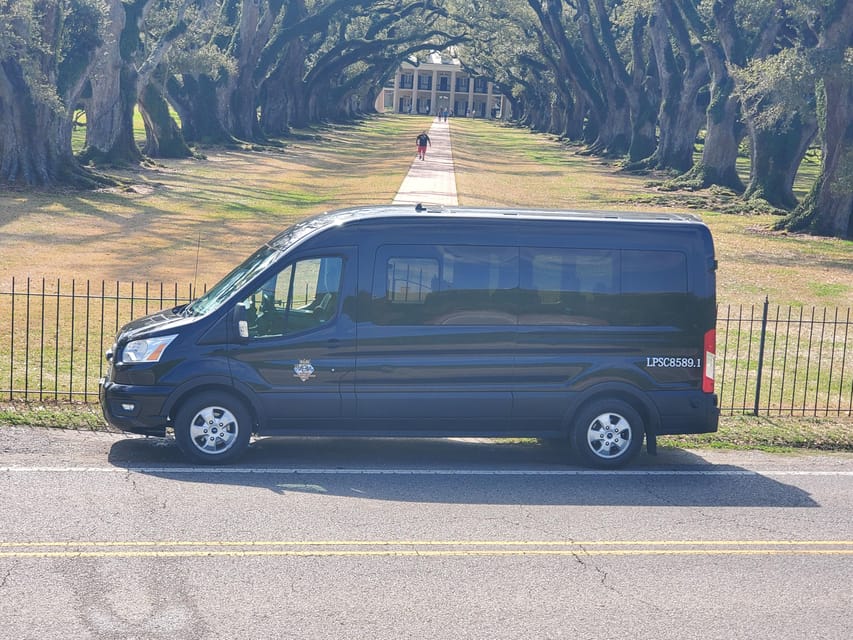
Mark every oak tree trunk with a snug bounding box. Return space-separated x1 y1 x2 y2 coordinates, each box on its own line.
168 73 236 145
744 115 817 209
675 56 744 192
0 3 113 188
79 0 143 166
638 0 708 172
0 62 72 185
774 0 853 237
777 76 853 238
138 82 193 158
259 36 308 135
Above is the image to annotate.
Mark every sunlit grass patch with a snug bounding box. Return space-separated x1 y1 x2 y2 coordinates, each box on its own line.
0 403 105 430
660 416 853 452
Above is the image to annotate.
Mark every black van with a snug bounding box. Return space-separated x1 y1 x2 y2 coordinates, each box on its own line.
99 206 719 467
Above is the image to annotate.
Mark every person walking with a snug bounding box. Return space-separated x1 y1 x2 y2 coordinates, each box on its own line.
416 131 431 160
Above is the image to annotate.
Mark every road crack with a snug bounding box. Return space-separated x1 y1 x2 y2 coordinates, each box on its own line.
1 564 14 589
574 543 667 615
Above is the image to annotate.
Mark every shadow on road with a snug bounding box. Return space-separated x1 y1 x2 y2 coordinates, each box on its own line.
106 436 820 508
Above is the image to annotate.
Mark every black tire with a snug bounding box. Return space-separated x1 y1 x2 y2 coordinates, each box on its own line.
571 399 644 468
173 392 253 464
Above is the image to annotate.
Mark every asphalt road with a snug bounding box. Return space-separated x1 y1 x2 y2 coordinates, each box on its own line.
1 426 852 639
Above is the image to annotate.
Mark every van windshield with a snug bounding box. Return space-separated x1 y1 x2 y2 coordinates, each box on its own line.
184 245 281 317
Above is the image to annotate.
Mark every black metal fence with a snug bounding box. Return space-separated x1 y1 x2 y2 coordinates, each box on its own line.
1 279 851 416
1 278 203 403
717 300 852 416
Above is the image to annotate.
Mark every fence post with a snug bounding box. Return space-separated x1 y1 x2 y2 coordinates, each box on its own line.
753 296 770 416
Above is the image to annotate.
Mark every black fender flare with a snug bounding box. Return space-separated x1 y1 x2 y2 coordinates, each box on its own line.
562 382 660 455
162 376 265 432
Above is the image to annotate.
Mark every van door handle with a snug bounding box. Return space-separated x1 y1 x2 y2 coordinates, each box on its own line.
327 338 341 348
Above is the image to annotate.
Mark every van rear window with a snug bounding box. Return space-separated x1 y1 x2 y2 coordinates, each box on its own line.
622 250 687 293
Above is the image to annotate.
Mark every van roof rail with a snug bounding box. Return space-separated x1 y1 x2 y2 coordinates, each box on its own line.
414 203 448 213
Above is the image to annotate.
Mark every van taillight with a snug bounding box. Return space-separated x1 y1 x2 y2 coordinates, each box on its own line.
703 329 716 393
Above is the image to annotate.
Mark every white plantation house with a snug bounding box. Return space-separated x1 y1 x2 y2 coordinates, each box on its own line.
376 52 506 119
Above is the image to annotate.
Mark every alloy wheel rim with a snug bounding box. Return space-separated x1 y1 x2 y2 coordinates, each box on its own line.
586 412 632 459
188 405 239 454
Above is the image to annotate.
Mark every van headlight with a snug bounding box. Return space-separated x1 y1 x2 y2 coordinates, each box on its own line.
121 335 177 363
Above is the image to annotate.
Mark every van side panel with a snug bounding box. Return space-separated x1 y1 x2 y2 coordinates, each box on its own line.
344 217 718 437
354 239 516 432
354 325 515 430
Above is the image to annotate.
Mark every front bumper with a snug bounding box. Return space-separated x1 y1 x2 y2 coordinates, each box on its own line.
99 375 171 437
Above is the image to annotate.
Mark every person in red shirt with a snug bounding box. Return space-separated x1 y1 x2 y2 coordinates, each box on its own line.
416 131 431 160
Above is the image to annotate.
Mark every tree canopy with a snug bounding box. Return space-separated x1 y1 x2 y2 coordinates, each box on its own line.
0 0 850 237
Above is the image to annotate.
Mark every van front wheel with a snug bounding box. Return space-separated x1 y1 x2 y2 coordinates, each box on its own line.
174 392 252 464
571 400 643 468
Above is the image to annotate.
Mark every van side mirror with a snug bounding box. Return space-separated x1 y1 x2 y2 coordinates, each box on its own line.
233 302 250 344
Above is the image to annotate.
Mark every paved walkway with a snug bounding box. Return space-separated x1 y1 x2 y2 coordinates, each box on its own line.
392 119 458 206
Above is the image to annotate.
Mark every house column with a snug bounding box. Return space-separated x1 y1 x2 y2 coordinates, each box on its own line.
467 79 474 117
411 68 418 113
487 82 494 118
430 69 438 115
392 70 401 113
449 69 457 116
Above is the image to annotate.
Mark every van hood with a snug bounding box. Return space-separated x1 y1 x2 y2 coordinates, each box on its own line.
119 306 197 342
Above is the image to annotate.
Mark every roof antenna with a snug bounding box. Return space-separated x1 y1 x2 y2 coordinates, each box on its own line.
415 203 426 212
192 232 201 299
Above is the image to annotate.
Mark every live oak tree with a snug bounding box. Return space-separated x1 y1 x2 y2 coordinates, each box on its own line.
80 0 208 165
773 0 853 237
254 0 463 133
574 0 658 161
718 0 817 210
0 0 114 186
638 0 709 173
666 0 744 192
527 1 611 151
137 1 224 157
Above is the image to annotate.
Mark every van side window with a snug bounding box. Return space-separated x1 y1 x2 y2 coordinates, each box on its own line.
519 248 617 325
618 249 690 328
621 250 687 293
373 246 517 325
387 258 439 304
241 256 342 338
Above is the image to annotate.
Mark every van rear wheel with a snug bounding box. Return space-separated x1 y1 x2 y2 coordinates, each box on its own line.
571 399 643 468
174 392 252 464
